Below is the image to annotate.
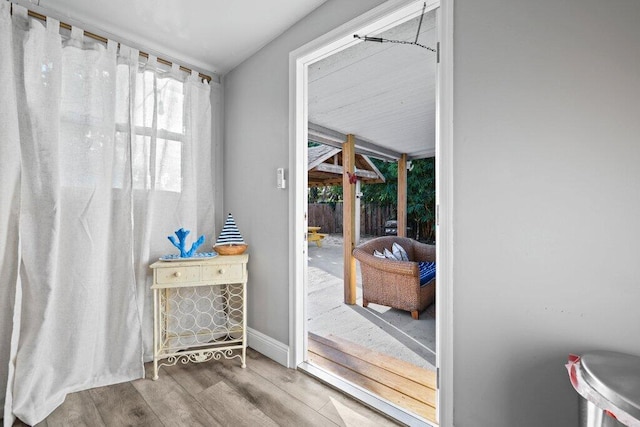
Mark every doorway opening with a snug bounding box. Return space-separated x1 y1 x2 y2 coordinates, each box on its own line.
289 0 453 425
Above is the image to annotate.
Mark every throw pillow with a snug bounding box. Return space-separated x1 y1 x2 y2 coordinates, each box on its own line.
384 248 398 260
373 249 386 258
392 242 409 261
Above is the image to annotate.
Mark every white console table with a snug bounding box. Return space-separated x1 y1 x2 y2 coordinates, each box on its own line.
149 254 248 380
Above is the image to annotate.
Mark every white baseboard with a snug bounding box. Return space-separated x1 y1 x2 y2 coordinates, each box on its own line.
247 327 290 367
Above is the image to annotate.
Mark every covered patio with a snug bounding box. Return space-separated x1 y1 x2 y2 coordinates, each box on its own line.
304 6 439 423
306 233 436 420
307 8 437 306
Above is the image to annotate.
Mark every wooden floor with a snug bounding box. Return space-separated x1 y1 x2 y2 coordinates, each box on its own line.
308 333 437 424
11 348 400 427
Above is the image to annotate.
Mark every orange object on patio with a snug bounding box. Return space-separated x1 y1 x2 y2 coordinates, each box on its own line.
308 226 327 247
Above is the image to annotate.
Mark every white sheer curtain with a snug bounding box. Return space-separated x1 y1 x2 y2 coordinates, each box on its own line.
0 2 21 423
0 4 215 425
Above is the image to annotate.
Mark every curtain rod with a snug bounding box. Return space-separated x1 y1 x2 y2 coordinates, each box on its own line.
13 6 212 82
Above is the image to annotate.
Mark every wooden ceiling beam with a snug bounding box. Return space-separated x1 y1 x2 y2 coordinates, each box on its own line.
314 163 379 179
308 122 402 162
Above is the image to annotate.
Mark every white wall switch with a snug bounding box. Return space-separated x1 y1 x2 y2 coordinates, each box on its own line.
277 168 286 189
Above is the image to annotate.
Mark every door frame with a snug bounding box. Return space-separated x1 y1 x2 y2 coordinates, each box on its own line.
287 0 454 424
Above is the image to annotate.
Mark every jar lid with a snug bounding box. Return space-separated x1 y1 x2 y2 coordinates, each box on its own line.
581 350 640 420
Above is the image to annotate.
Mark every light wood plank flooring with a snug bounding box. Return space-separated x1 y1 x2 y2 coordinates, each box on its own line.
308 333 437 424
11 348 400 427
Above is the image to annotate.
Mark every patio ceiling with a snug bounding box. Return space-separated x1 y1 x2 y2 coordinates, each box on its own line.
308 10 437 161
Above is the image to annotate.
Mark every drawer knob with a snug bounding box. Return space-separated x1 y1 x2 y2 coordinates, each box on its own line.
173 271 182 278
218 269 225 274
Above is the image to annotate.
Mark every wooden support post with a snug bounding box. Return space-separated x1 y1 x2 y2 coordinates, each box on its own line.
355 179 361 246
398 154 408 238
343 134 357 305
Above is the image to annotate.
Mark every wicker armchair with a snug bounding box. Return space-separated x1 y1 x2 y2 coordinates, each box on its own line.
352 236 435 320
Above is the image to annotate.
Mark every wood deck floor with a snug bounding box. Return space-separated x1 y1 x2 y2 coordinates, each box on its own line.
308 332 437 424
10 348 400 427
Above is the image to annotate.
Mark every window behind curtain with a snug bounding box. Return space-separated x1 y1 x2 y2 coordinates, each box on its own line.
60 58 186 193
129 69 184 193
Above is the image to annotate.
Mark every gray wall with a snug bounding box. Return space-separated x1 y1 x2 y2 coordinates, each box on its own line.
223 0 386 345
211 81 225 238
453 0 640 425
224 0 640 425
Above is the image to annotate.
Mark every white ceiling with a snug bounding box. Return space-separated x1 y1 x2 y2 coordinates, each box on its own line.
308 11 437 160
32 0 328 75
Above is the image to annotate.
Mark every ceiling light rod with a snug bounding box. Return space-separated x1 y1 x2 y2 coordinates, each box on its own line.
353 2 435 53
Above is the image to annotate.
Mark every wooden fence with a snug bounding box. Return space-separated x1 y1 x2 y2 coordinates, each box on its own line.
308 203 395 236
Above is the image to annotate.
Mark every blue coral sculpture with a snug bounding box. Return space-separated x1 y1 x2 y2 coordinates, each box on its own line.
168 228 205 258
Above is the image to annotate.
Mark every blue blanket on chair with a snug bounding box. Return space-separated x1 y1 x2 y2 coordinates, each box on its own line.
419 261 436 286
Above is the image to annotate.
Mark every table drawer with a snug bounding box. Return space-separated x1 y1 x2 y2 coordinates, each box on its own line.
202 263 244 283
156 266 200 284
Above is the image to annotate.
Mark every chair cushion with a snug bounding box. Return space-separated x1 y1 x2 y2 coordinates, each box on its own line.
419 261 436 286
